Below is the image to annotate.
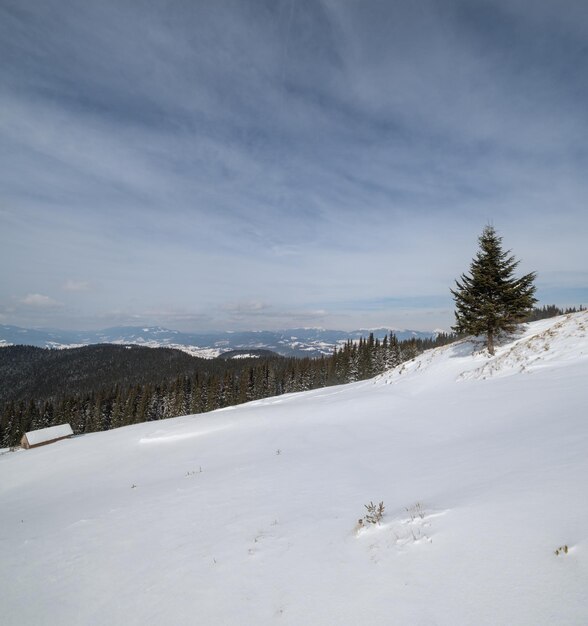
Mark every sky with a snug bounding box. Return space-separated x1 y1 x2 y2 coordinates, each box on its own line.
1 0 587 332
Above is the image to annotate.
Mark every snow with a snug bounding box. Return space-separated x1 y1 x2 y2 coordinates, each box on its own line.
23 423 74 446
110 339 222 359
164 344 221 359
1 312 587 625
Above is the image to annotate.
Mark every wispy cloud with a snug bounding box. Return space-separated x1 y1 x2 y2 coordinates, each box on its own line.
62 280 90 292
20 294 61 308
0 0 586 330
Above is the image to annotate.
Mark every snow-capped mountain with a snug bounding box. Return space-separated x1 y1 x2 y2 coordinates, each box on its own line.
1 312 586 625
0 324 437 358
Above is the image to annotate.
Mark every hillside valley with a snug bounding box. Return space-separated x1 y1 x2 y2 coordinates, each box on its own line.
0 312 586 625
0 324 437 358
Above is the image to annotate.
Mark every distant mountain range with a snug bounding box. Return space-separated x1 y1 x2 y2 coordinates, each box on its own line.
0 324 438 358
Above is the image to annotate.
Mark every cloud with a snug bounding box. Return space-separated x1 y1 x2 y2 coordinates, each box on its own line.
221 301 269 315
0 0 586 331
218 300 330 329
20 294 62 308
62 280 90 292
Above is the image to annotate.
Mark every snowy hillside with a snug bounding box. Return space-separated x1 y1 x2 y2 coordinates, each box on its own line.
1 313 587 625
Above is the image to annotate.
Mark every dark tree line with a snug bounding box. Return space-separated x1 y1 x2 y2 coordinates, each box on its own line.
0 332 455 447
525 304 584 322
1 302 579 448
0 344 208 406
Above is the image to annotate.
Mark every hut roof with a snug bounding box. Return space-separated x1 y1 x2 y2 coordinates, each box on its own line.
25 424 73 446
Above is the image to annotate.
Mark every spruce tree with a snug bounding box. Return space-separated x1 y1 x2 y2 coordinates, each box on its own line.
451 225 537 355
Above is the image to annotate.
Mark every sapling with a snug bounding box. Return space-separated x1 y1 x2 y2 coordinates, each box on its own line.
363 501 385 525
406 502 425 521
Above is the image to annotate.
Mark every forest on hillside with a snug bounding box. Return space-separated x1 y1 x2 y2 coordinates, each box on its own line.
0 305 581 448
0 332 454 447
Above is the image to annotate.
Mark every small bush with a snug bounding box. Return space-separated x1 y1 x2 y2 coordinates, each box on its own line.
405 502 425 521
361 501 385 525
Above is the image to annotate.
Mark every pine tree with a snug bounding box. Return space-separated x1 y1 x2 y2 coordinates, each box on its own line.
347 342 359 382
451 226 537 355
40 400 54 429
387 333 402 369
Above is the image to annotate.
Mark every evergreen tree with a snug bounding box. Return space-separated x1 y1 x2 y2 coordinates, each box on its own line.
40 400 54 428
451 226 537 355
347 342 359 382
1 401 17 447
111 388 125 429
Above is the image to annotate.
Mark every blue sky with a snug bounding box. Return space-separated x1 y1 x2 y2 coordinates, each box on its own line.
1 0 587 331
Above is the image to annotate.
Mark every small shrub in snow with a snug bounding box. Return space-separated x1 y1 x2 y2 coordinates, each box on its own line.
405 502 425 521
361 501 385 526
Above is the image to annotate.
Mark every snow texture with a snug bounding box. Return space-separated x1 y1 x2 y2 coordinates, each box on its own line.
0 312 587 625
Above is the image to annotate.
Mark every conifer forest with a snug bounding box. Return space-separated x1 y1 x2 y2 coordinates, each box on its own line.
0 305 581 448
0 332 454 447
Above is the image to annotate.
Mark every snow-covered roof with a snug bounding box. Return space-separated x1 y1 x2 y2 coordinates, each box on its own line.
25 424 73 446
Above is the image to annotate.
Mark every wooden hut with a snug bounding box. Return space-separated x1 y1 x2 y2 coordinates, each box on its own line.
21 424 74 449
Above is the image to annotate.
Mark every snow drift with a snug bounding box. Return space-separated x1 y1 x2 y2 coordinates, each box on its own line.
1 313 587 625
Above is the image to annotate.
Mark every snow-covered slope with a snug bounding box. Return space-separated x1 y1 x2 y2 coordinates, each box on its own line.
1 313 587 626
